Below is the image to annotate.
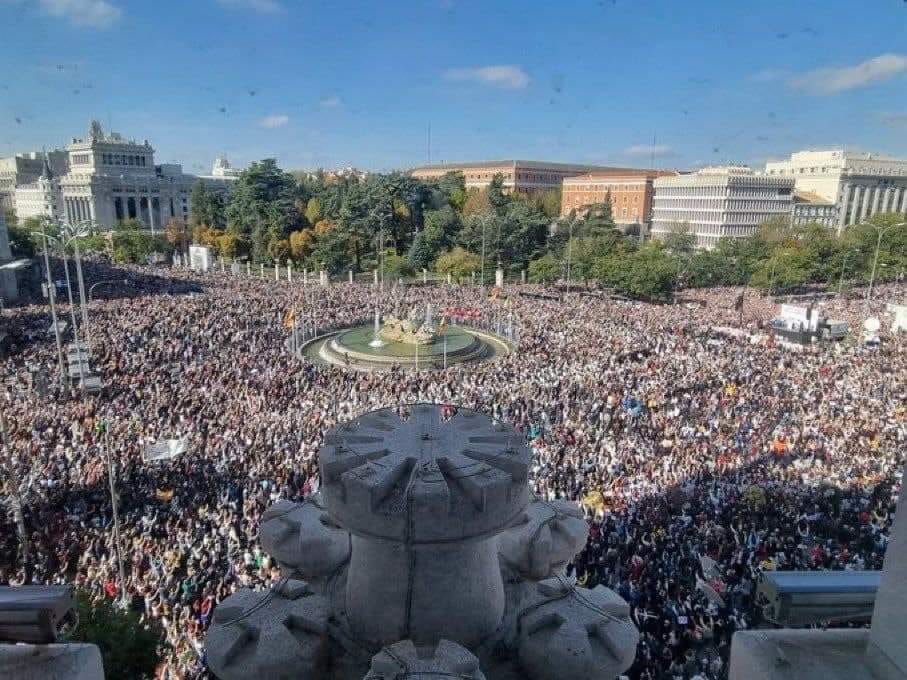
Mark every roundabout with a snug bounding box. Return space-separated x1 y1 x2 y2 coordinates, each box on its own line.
297 307 515 371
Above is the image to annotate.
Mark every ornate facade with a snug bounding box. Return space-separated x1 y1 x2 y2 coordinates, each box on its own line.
5 122 235 230
765 150 907 233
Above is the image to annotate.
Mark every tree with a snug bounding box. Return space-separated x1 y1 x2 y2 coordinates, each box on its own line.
434 247 481 282
6 222 36 258
115 218 145 232
749 244 813 291
496 201 550 268
64 590 162 680
408 207 460 270
528 253 560 283
594 243 677 300
381 249 414 280
843 213 907 284
662 222 697 255
487 173 509 216
110 230 169 263
582 201 616 237
462 189 492 218
216 233 245 259
268 237 290 263
225 159 302 255
435 171 466 212
304 197 322 226
189 181 226 229
310 226 350 274
164 218 190 255
289 229 316 260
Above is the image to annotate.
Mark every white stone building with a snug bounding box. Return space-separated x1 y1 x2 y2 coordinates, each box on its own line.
764 150 907 233
6 121 234 231
791 191 839 228
650 166 795 249
0 150 68 214
201 156 242 180
13 156 65 223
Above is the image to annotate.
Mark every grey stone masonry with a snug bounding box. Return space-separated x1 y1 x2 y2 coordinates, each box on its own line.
206 404 639 680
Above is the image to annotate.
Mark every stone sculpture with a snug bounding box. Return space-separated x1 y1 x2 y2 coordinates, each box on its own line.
207 404 638 680
379 307 436 345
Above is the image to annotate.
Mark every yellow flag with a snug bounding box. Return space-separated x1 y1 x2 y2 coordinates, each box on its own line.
283 309 296 329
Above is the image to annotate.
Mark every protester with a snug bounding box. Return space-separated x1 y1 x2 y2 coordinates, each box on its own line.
1 261 904 679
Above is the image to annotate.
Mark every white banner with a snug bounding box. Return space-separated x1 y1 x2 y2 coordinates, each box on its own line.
144 437 188 463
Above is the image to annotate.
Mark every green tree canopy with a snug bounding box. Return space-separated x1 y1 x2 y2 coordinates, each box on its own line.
434 247 481 282
65 591 163 680
528 253 560 283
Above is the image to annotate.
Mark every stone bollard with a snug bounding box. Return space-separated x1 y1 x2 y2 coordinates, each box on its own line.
373 269 379 287
521 269 526 284
495 267 504 288
319 270 328 286
447 272 452 285
422 268 428 284
287 261 293 283
246 261 251 276
471 271 476 285
260 263 264 279
303 269 308 286
275 264 280 281
220 257 225 273
348 270 353 284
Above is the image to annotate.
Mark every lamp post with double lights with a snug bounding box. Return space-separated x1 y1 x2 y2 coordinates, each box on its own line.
866 220 905 305
30 220 94 392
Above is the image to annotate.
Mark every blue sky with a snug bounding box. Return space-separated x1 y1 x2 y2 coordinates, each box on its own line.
1 0 906 173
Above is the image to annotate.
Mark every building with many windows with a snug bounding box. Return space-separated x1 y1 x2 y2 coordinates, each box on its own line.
650 166 794 249
560 170 678 234
12 155 65 224
410 160 644 194
6 121 234 230
791 191 839 228
0 150 68 214
764 150 907 232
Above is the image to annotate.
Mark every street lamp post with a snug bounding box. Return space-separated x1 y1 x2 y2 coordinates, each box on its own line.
838 249 860 297
100 421 128 607
866 221 905 305
39 230 66 387
480 216 487 289
565 218 574 295
89 279 128 303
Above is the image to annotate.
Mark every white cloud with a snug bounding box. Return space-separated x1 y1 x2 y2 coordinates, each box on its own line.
624 144 673 158
216 0 282 13
318 95 342 109
788 53 907 95
34 0 121 28
260 114 289 129
443 65 529 90
750 68 787 83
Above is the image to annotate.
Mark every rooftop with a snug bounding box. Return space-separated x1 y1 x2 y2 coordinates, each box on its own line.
411 159 641 172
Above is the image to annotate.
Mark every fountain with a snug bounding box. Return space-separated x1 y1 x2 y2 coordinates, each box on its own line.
368 307 385 348
294 304 511 371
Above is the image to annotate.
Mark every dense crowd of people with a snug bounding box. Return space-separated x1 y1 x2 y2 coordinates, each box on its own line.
0 259 904 679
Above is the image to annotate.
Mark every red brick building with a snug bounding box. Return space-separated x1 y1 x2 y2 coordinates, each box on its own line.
560 170 678 232
410 160 645 194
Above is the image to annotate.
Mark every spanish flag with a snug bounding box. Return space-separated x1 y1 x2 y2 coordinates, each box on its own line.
283 309 296 330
